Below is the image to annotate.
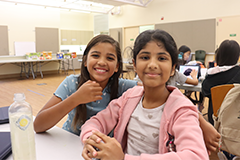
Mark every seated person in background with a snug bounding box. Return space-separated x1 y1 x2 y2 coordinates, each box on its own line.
178 45 204 111
202 39 240 126
179 45 205 68
178 45 192 65
167 68 198 86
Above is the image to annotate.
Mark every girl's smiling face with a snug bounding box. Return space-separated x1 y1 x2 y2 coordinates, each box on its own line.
85 42 119 88
133 41 175 88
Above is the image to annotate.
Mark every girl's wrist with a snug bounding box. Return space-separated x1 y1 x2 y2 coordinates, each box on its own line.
69 92 83 106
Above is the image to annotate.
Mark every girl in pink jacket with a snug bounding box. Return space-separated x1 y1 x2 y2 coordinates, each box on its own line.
80 29 209 160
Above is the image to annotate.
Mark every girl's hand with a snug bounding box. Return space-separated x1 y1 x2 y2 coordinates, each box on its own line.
199 114 221 154
74 80 103 104
83 131 124 160
82 143 95 160
82 132 103 160
190 69 198 79
202 122 221 154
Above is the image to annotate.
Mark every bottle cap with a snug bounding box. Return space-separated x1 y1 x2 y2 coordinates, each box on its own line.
14 93 25 101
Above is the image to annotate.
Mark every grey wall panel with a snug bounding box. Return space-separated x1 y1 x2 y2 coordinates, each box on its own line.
155 19 216 53
109 28 122 50
0 25 9 55
35 27 59 53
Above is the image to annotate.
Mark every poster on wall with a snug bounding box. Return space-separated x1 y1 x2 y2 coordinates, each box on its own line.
14 41 36 56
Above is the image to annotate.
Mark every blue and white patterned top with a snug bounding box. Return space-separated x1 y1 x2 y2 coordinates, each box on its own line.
54 74 137 135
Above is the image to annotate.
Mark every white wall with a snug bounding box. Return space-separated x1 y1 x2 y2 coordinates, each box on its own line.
0 3 93 56
0 3 93 76
0 4 59 56
109 0 240 28
60 11 93 31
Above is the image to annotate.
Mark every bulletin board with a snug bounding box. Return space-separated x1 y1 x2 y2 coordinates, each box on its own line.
155 19 216 52
35 27 59 53
14 41 36 56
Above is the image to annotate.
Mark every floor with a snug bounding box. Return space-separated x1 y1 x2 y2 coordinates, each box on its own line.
0 70 219 159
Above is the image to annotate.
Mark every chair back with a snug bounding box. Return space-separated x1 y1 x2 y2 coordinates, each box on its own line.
211 84 234 117
211 84 240 156
195 50 206 65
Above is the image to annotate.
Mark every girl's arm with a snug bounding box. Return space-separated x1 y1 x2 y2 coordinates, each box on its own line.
199 113 220 154
84 107 208 160
34 80 103 133
80 98 121 141
185 69 198 85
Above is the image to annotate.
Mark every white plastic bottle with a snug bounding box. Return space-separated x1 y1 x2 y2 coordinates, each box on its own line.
9 93 36 160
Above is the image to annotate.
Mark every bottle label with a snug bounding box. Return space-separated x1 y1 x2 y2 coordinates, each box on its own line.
15 115 31 131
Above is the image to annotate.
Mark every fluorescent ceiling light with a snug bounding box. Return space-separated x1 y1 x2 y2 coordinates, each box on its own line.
0 0 153 13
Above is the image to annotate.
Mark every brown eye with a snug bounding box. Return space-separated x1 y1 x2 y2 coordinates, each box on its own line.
107 57 115 60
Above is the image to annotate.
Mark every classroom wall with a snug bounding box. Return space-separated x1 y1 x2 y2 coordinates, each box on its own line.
108 0 240 64
0 3 93 76
109 0 240 28
0 3 93 56
1 0 240 77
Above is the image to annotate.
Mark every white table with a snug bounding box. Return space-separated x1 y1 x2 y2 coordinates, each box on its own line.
176 81 202 92
0 123 84 160
0 58 62 79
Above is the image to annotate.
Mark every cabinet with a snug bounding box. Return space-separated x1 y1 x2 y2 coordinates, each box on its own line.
61 30 93 45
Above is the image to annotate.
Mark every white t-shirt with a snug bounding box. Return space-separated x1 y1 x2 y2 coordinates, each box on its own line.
126 96 165 156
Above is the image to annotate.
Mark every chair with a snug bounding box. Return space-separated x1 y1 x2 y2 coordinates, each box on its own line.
195 50 206 65
211 84 234 117
211 84 240 157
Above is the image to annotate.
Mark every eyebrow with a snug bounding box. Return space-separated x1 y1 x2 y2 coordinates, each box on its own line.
139 51 170 56
90 51 100 54
90 51 117 58
107 53 117 58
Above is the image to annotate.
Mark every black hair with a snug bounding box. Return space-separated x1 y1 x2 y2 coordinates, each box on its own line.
72 34 123 129
179 45 191 53
216 40 240 66
132 29 178 67
178 45 191 65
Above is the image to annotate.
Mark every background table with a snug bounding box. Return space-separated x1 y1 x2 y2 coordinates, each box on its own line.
0 123 84 160
0 58 62 80
176 81 202 92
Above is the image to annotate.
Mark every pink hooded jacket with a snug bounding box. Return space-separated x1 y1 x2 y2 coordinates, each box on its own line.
80 86 209 160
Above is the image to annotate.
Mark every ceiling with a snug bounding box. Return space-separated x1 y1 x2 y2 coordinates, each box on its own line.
0 0 154 14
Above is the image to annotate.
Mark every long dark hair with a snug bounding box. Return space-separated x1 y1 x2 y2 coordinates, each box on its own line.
72 35 123 129
132 29 178 68
179 45 191 65
216 40 240 66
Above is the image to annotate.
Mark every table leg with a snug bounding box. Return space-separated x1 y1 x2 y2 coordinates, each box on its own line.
71 59 75 74
30 62 35 80
67 59 69 75
39 62 43 79
35 62 38 78
20 62 23 77
58 60 61 73
62 60 66 74
24 62 29 79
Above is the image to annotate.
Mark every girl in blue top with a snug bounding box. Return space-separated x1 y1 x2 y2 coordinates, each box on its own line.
34 35 137 135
